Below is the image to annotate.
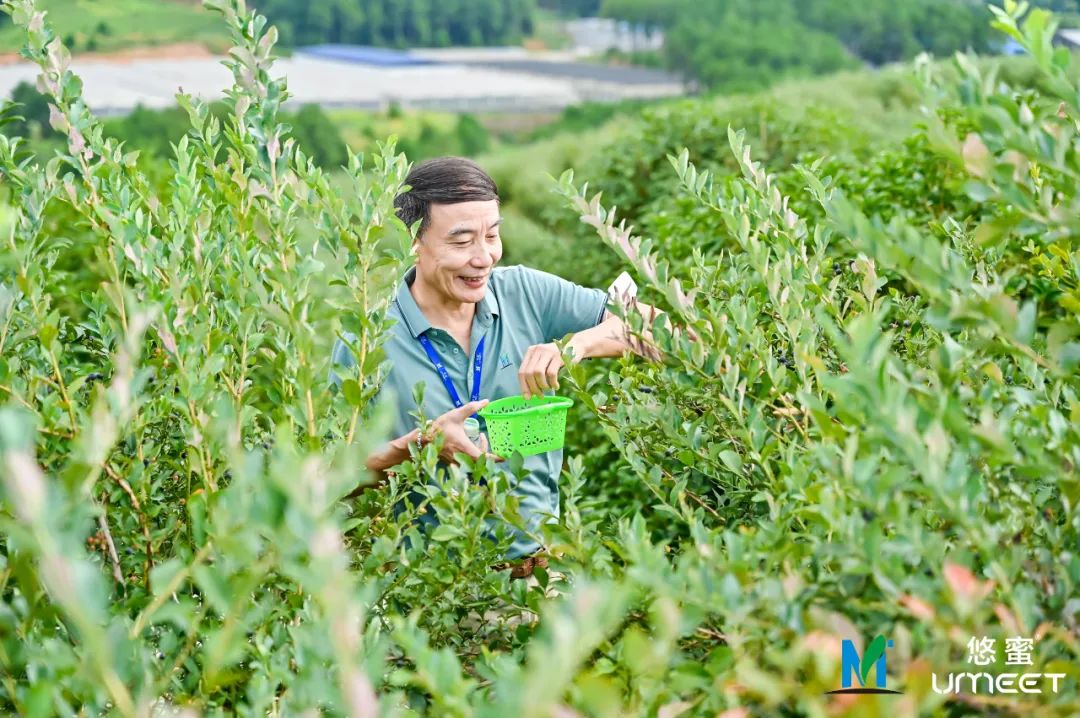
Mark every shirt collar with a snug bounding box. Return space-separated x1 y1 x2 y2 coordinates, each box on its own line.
394 265 500 338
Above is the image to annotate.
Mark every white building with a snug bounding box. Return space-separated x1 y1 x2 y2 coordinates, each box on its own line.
565 17 664 56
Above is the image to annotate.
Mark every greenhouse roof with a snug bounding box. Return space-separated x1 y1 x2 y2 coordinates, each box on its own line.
296 45 437 67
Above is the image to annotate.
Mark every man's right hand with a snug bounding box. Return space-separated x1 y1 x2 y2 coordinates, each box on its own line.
424 399 504 464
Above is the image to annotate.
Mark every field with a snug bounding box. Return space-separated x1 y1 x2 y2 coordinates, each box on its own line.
0 0 228 54
1 0 1079 716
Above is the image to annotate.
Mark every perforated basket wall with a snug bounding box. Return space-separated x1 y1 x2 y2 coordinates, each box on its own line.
479 395 573 457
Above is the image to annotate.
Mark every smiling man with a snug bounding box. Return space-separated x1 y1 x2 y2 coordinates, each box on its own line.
330 156 667 577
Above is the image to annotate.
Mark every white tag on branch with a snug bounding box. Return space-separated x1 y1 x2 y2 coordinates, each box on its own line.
607 271 637 308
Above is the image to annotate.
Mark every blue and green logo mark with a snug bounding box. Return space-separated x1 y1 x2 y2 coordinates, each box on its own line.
826 635 903 695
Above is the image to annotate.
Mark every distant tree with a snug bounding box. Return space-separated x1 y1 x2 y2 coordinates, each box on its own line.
104 104 194 157
663 0 854 92
257 0 535 47
1035 0 1080 10
455 114 490 155
96 102 346 169
286 104 349 168
600 0 671 28
3 81 55 139
593 0 1022 90
305 1 334 44
537 0 602 15
402 0 433 45
332 1 366 44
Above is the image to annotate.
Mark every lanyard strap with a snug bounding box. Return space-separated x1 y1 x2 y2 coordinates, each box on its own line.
418 333 486 415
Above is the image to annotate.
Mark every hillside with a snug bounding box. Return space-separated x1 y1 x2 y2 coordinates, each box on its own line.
0 0 229 55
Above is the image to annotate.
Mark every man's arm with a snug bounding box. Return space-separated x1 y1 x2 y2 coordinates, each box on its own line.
512 266 698 398
345 399 495 498
570 296 702 362
518 299 696 398
346 428 421 497
566 301 674 361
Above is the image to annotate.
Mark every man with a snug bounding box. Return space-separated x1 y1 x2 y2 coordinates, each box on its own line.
329 156 670 577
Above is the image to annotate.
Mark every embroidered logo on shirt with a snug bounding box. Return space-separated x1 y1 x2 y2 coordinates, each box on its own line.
499 352 513 369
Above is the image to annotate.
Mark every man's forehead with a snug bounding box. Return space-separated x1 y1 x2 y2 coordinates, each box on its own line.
428 200 501 228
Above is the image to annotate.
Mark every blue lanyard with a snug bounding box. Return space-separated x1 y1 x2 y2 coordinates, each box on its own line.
418 333 486 416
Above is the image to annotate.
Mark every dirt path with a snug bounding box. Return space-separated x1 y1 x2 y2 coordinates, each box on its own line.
0 42 213 66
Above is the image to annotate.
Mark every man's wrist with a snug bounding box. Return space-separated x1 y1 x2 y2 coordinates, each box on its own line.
565 334 589 362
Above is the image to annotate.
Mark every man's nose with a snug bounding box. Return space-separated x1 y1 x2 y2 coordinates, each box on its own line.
470 245 494 266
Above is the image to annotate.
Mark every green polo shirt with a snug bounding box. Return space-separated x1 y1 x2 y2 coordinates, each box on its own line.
329 264 608 559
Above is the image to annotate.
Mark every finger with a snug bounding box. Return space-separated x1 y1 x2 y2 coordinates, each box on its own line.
455 398 489 419
519 347 538 398
533 349 560 393
534 347 558 394
530 352 549 393
524 367 544 399
541 352 562 392
478 435 505 462
450 441 483 462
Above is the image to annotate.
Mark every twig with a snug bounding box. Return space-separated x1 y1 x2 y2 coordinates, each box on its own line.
46 350 78 433
130 543 212 638
658 466 721 519
165 602 209 679
695 626 727 641
97 511 125 589
0 383 35 412
37 426 74 439
104 462 153 587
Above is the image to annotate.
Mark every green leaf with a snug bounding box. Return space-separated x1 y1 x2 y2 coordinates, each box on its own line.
192 565 231 615
861 634 887 685
1015 301 1036 346
189 491 208 545
719 450 743 473
341 379 363 406
38 323 57 349
430 525 461 542
150 558 186 597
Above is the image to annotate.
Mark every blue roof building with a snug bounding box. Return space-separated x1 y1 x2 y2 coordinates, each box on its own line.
296 45 438 67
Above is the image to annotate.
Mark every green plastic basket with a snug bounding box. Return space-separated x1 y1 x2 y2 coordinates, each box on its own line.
478 395 574 457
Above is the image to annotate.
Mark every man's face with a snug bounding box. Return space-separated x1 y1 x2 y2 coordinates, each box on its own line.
414 199 503 307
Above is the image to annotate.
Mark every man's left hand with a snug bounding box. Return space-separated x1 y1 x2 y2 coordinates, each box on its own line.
518 342 574 399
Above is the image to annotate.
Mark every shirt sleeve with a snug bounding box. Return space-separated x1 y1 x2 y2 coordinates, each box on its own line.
516 266 609 343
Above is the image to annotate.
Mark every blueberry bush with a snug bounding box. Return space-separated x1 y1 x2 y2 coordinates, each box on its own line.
0 0 1078 716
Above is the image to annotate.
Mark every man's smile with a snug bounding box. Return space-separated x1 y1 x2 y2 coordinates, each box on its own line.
459 274 488 288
